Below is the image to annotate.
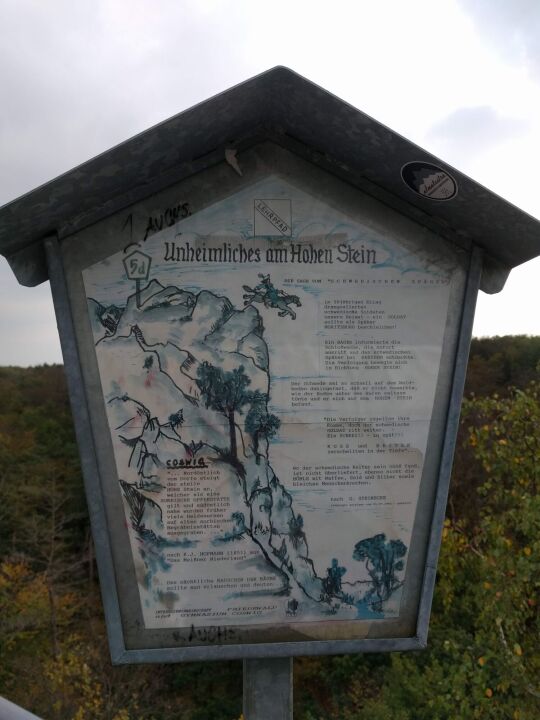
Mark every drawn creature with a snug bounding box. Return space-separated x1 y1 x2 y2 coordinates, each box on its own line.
286 598 299 616
242 274 301 319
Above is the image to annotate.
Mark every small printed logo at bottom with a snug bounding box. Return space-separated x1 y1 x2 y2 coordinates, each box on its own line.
254 198 292 236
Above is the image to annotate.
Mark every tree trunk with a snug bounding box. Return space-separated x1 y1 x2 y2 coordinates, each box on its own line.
254 432 260 464
228 408 237 460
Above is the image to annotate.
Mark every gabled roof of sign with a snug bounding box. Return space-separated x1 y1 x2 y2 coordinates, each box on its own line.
0 66 539 291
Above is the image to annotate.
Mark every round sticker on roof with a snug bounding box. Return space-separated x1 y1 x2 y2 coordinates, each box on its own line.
401 161 458 201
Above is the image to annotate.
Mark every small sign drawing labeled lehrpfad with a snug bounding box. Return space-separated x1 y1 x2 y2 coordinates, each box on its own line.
254 198 292 236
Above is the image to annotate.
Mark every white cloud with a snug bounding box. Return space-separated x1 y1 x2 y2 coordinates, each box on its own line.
0 0 539 364
426 106 529 161
457 0 540 77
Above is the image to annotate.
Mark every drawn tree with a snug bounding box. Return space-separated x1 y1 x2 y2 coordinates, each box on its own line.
287 513 305 549
196 362 252 461
276 537 288 570
352 533 407 610
168 409 184 429
231 511 246 536
119 479 162 532
245 395 280 464
322 558 347 599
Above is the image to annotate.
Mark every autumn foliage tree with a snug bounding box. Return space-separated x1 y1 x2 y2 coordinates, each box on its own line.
0 366 243 719
361 383 540 719
1 338 540 719
294 350 540 719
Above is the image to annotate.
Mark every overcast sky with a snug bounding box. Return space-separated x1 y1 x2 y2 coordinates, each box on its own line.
1 0 540 365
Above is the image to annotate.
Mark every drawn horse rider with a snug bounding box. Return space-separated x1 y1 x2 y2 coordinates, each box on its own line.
243 273 301 319
254 273 280 307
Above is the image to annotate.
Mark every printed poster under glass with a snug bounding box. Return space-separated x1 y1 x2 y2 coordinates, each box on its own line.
81 176 456 632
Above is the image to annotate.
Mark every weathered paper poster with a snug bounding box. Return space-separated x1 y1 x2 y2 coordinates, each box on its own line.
82 177 454 629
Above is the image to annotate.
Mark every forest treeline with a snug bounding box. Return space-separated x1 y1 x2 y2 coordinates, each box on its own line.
0 336 539 719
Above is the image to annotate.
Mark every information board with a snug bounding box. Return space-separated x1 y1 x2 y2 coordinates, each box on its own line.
2 66 534 663
80 174 457 634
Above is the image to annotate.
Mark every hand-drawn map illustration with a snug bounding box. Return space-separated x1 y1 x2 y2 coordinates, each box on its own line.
83 176 455 630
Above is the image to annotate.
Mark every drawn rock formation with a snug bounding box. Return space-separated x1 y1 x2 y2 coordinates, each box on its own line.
89 280 325 603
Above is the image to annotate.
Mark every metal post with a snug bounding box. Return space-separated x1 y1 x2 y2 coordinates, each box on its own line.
243 657 293 719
